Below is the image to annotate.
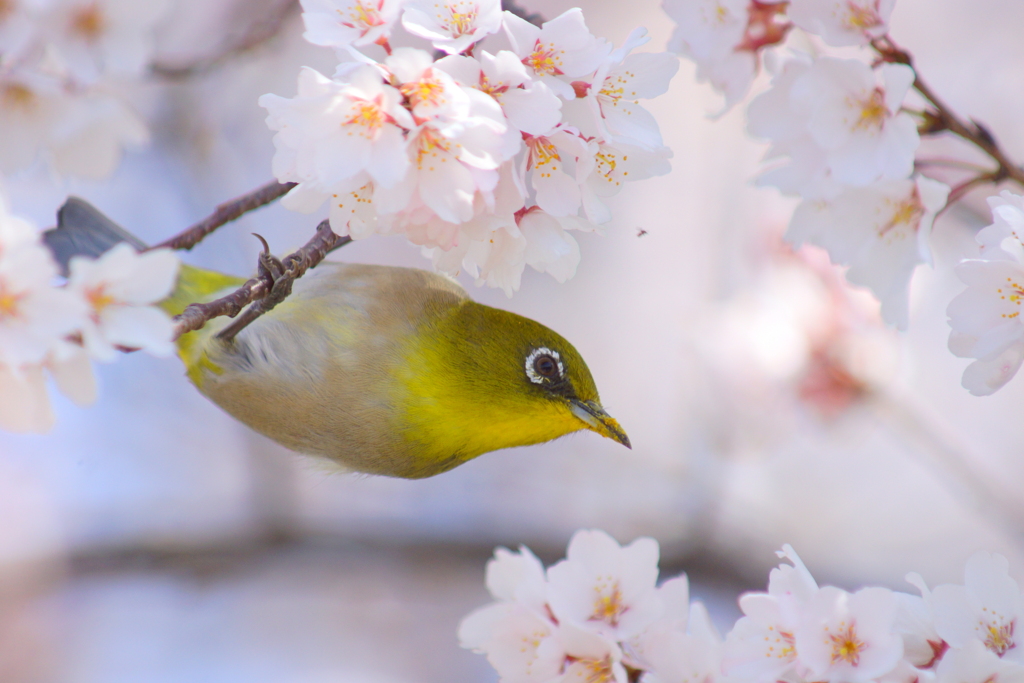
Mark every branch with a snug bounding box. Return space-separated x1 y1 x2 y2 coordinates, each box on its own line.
873 36 1024 190
152 179 296 252
171 220 351 341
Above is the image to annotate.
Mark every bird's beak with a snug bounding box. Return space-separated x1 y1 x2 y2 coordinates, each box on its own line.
569 399 631 449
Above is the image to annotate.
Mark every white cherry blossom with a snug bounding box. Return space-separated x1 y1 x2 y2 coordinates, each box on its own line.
795 586 904 683
260 65 413 201
67 244 179 361
300 0 405 51
976 191 1024 260
520 209 582 285
935 640 1024 683
788 0 895 47
401 0 501 55
579 28 679 150
41 0 171 84
503 8 611 100
723 544 819 683
932 552 1024 663
546 529 663 641
947 223 1024 397
788 176 950 329
436 50 563 136
558 623 629 683
638 602 724 683
581 140 672 226
523 128 590 218
750 57 919 193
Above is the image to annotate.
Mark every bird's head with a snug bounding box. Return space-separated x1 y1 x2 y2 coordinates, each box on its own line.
394 299 629 475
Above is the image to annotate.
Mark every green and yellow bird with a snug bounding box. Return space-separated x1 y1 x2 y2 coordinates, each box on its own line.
46 198 630 479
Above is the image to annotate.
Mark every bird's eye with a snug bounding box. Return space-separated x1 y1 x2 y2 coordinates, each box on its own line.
525 347 563 385
534 354 558 378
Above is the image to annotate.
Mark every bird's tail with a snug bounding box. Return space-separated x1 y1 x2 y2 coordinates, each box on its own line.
43 197 245 317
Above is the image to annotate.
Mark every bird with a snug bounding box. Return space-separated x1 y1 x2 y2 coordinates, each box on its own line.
45 198 630 479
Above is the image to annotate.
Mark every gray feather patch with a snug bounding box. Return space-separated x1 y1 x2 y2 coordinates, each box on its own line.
43 197 148 274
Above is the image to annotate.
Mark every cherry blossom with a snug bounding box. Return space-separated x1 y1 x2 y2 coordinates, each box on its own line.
300 0 405 52
637 602 724 683
663 0 788 109
503 8 611 100
788 0 895 47
932 552 1024 663
788 176 950 329
750 57 919 193
39 0 171 84
66 243 179 362
934 640 1024 683
401 0 501 55
947 206 1024 396
546 529 664 641
579 28 679 150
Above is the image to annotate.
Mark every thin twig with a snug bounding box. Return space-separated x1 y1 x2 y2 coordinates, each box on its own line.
151 180 296 252
171 220 351 341
873 36 1024 190
216 219 351 342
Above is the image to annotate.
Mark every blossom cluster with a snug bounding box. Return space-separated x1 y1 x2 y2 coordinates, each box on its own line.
0 195 178 432
0 0 166 179
462 529 1024 683
665 0 953 331
261 0 678 295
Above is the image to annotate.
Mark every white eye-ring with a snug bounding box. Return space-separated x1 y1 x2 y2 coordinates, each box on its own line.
526 347 564 385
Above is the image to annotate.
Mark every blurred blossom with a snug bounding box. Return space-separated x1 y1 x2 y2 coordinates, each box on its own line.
67 243 179 362
788 176 950 329
663 0 789 110
401 0 503 55
948 191 1024 395
787 0 894 47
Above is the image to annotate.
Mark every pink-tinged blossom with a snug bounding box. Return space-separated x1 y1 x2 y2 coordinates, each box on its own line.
558 624 629 683
637 602 724 683
935 640 1024 683
664 0 789 109
546 529 664 641
66 244 179 361
503 8 611 100
401 0 501 55
723 544 819 683
459 545 566 683
0 67 148 179
520 209 583 285
794 586 904 683
581 28 679 150
788 176 950 329
750 57 919 193
947 197 1024 395
385 47 472 124
932 552 1024 663
436 50 563 136
788 0 895 47
523 129 590 217
41 0 171 84
581 140 672 226
260 66 413 199
0 0 45 59
300 0 404 51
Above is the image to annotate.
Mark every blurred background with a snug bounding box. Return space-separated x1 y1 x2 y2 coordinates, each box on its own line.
4 0 1024 680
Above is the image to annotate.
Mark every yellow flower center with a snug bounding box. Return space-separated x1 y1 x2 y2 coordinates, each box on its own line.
878 190 924 240
2 82 35 111
71 2 105 42
86 285 117 316
984 620 1015 655
588 577 627 627
344 99 387 138
524 41 563 77
414 128 454 171
527 138 561 178
401 74 447 110
439 1 477 37
765 625 797 660
340 0 384 31
0 284 24 320
828 622 866 666
578 656 616 683
850 88 888 132
843 2 882 31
